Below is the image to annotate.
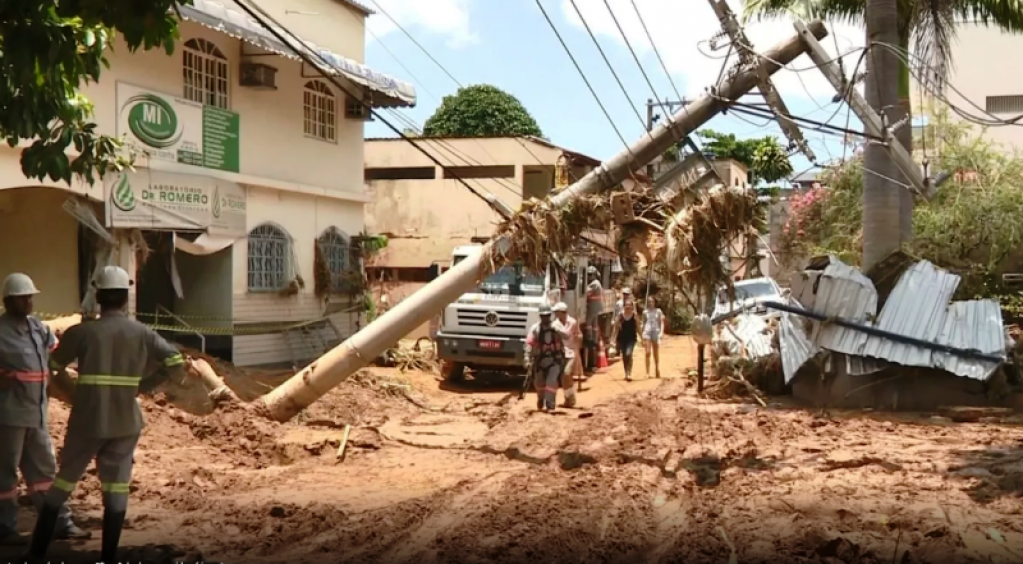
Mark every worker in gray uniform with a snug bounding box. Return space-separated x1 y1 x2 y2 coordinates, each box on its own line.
0 273 89 545
24 266 186 564
524 305 567 412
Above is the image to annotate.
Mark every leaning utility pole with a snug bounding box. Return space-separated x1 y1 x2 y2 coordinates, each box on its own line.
257 21 830 422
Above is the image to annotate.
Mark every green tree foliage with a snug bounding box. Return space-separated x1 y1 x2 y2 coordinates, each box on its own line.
697 129 794 184
422 84 544 139
780 108 1023 305
1 0 188 186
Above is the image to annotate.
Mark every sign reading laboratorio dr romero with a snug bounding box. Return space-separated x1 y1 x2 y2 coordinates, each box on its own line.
116 82 240 173
105 169 247 238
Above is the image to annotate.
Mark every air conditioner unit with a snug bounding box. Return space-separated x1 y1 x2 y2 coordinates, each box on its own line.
239 62 278 90
345 99 371 121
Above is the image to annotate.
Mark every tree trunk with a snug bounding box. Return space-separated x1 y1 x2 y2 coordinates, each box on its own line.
895 29 914 245
861 0 903 271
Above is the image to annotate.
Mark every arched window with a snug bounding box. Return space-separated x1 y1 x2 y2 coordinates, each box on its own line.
317 227 350 292
303 81 337 142
248 223 291 291
183 38 229 109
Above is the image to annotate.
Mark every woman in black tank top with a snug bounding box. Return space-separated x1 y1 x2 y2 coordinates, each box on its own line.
616 301 638 381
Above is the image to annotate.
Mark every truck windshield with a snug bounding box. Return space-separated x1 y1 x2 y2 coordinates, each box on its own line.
453 255 544 297
718 281 778 304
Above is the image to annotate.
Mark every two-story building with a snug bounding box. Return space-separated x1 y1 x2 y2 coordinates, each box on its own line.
0 0 415 366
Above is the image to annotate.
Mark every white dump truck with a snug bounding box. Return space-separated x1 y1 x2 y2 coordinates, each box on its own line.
434 242 616 381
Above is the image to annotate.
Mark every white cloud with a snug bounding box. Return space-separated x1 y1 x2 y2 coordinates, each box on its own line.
559 0 866 101
367 0 479 49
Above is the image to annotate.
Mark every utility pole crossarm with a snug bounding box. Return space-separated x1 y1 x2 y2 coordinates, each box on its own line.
708 0 815 162
794 20 936 200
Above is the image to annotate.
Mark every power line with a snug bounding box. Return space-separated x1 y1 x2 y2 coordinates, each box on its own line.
566 0 647 131
628 0 683 106
533 0 631 150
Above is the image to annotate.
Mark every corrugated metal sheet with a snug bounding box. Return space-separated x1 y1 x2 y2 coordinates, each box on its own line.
180 0 417 106
717 314 775 362
933 300 1005 380
779 311 818 383
808 259 878 355
861 260 960 366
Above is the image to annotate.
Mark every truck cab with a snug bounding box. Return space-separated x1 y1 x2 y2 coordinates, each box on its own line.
435 243 615 381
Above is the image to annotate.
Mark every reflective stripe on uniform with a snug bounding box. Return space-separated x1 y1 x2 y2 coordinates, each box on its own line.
0 486 18 500
163 353 184 367
0 369 46 383
77 375 141 387
53 478 75 492
101 482 130 494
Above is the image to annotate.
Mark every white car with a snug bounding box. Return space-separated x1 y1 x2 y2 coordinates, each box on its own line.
712 277 784 320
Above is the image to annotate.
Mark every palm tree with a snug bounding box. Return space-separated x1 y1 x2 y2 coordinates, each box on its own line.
744 0 1023 268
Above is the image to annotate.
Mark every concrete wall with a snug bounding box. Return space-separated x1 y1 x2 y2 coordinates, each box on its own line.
0 188 81 315
232 185 364 366
259 0 368 63
915 22 1023 152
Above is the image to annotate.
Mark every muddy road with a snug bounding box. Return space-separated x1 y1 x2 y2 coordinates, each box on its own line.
4 336 1023 564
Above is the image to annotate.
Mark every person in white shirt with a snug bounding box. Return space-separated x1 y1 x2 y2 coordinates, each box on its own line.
552 302 581 405
583 266 603 373
641 296 666 379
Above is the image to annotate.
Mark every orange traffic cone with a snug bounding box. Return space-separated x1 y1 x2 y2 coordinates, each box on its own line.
597 338 609 372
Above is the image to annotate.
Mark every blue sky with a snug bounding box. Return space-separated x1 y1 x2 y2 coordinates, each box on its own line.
361 0 868 177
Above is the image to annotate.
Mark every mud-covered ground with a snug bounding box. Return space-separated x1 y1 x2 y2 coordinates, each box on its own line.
4 337 1023 564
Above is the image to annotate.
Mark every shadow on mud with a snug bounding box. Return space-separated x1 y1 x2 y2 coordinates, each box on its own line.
949 439 1023 504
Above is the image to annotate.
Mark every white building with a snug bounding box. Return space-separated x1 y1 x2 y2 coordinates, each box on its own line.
0 0 415 367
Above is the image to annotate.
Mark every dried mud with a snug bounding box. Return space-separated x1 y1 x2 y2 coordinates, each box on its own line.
5 337 1023 564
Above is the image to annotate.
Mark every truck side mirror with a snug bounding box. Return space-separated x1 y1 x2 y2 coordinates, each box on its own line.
428 263 440 281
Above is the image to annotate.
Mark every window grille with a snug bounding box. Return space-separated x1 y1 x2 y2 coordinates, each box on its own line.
183 38 229 109
304 81 337 142
248 223 292 291
317 227 352 292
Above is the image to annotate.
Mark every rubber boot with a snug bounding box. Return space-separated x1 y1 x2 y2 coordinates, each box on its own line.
24 503 60 561
101 510 127 564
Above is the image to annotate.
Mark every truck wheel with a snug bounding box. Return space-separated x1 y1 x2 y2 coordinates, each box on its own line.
443 361 466 382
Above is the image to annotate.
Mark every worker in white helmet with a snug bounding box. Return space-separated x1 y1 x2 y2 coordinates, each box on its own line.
25 266 186 564
0 273 89 546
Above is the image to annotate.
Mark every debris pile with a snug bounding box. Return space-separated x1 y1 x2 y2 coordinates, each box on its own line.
709 313 781 404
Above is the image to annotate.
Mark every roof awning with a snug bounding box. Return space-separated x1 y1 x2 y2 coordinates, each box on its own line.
178 0 416 107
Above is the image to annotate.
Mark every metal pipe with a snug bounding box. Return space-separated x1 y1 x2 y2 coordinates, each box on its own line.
258 22 830 422
761 300 1004 363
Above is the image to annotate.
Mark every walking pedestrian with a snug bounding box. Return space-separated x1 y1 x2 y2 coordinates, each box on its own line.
642 296 666 379
611 287 632 355
615 300 638 381
0 273 89 546
525 305 566 412
24 266 186 564
583 266 603 374
552 302 580 405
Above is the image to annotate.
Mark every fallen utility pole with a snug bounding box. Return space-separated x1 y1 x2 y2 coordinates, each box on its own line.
258 21 830 422
794 20 939 199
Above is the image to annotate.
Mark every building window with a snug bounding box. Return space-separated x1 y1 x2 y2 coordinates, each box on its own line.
248 223 291 291
316 227 353 293
986 95 1023 115
183 38 229 109
304 81 337 142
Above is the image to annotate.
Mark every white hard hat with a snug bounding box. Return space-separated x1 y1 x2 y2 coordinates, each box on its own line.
2 273 40 298
587 266 598 274
93 266 133 290
552 302 568 312
622 288 632 295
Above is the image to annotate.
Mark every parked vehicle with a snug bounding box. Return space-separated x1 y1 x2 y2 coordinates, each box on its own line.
711 277 784 321
434 242 615 381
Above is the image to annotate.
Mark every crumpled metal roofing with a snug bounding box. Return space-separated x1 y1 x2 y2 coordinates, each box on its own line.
778 258 1006 381
779 310 818 384
179 0 417 107
718 314 775 362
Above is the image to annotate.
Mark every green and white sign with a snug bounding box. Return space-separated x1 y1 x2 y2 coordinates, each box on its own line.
105 170 247 237
117 82 240 173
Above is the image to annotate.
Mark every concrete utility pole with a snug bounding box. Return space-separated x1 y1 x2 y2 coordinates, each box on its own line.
645 98 692 178
258 21 830 422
